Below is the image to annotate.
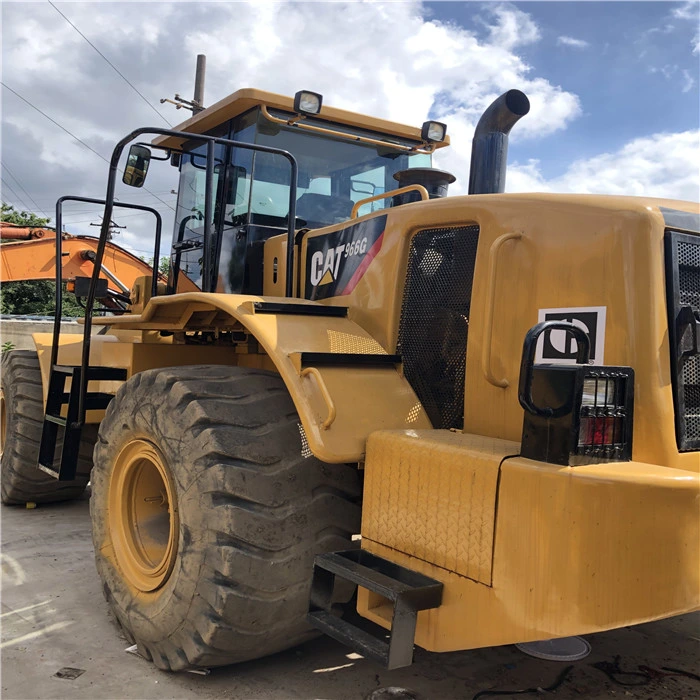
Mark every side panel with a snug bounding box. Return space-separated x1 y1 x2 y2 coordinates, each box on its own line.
460 201 698 471
359 441 700 652
362 430 516 585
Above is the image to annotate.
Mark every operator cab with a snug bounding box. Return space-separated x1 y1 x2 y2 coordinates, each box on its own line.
150 89 447 295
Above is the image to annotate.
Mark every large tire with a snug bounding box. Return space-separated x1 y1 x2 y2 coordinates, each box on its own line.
1 350 95 505
90 365 362 671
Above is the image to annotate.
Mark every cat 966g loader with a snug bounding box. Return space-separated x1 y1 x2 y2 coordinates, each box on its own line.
1 84 698 671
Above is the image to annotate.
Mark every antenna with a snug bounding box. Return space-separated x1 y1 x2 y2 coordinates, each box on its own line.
160 54 207 114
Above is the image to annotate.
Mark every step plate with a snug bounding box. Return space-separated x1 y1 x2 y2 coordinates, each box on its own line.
308 549 443 670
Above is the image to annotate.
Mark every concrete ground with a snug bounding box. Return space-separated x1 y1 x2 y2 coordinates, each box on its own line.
1 493 698 700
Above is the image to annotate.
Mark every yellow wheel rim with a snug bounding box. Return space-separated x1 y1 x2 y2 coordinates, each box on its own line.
108 439 178 592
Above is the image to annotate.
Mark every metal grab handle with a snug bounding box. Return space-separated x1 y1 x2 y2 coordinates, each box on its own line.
351 185 429 218
301 367 337 430
481 232 522 387
518 321 591 418
260 105 436 156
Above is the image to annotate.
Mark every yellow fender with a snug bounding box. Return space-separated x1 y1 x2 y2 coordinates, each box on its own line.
36 293 430 463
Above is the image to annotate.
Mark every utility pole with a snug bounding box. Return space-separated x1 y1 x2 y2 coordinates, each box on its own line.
160 54 207 114
193 54 206 114
90 218 126 241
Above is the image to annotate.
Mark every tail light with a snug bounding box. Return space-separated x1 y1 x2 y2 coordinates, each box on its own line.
518 321 634 466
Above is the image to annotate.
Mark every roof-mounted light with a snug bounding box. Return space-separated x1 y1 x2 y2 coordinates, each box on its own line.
294 90 323 116
421 120 447 143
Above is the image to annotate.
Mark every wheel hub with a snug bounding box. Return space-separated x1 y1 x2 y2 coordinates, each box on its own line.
108 439 178 592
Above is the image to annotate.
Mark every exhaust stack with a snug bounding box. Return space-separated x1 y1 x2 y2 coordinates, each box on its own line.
468 89 530 195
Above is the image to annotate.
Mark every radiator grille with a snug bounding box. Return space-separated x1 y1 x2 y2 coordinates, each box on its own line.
666 231 700 450
397 225 479 429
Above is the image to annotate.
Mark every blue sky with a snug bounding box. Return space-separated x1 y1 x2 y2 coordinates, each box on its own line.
430 1 699 182
1 1 698 256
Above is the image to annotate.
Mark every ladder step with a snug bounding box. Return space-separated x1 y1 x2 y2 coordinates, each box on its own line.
307 610 390 667
308 550 443 669
84 392 115 410
60 392 115 410
38 365 126 482
313 551 443 607
37 462 60 478
53 365 127 381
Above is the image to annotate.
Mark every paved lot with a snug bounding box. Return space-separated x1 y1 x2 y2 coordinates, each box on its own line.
2 493 698 700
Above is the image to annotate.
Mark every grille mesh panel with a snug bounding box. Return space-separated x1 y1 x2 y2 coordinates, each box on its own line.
669 232 700 448
397 225 479 429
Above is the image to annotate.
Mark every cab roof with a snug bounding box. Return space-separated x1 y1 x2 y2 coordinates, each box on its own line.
152 87 449 151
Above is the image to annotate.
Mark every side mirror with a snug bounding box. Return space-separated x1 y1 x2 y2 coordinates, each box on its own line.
123 145 151 187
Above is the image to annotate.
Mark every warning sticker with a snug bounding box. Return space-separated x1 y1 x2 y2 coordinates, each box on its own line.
305 215 387 301
535 306 606 365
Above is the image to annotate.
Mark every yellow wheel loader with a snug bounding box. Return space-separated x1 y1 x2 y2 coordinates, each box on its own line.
1 84 697 671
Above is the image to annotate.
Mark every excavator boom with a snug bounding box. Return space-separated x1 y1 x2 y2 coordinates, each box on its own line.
0 223 158 293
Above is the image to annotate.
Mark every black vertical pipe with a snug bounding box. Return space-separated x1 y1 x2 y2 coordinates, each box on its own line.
468 90 530 195
286 159 298 297
151 214 162 299
77 146 123 422
204 140 215 291
50 199 65 369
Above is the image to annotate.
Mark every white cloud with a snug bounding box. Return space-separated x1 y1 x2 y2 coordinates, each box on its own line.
483 4 541 48
649 63 698 92
682 69 696 92
1 0 583 248
672 1 699 20
507 130 700 202
0 0 697 258
557 36 590 49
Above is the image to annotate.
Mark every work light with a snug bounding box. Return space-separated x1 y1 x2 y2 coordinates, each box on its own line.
294 90 323 116
421 121 447 143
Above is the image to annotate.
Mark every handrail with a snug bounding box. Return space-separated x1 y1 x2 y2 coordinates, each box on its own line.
51 196 163 371
350 184 430 219
301 367 337 430
78 127 299 423
260 105 436 155
481 231 522 388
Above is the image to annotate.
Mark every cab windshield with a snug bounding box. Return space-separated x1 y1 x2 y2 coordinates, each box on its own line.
173 107 431 291
226 108 432 228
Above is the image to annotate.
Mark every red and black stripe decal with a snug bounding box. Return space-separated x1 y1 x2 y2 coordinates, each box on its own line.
305 214 387 301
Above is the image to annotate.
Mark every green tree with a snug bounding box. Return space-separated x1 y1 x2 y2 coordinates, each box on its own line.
142 255 170 276
0 281 84 317
0 202 51 228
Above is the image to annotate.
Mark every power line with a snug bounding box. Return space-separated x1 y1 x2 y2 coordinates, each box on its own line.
59 205 171 217
14 190 177 206
63 210 174 224
1 81 110 164
1 163 51 218
1 178 32 211
0 82 175 212
47 0 172 127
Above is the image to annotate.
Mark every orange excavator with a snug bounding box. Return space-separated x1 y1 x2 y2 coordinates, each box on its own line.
0 222 162 300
